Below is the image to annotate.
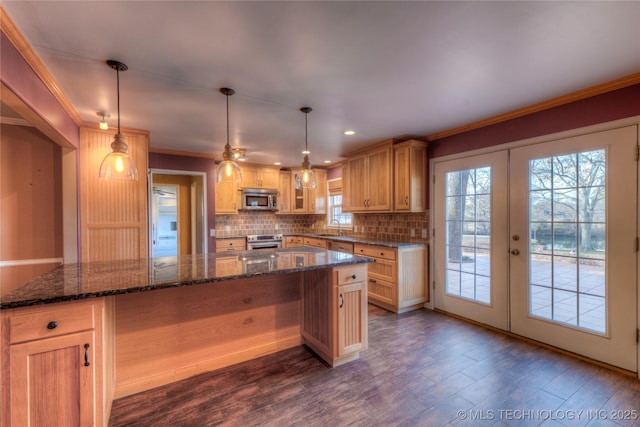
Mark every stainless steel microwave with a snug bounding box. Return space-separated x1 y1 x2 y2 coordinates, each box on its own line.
241 188 278 211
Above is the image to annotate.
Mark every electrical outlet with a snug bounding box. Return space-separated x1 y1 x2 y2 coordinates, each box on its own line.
225 225 231 232
410 229 415 237
275 224 279 230
421 229 427 238
209 229 216 237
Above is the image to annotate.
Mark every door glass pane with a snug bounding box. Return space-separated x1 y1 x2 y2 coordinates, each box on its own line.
445 167 491 304
528 149 606 333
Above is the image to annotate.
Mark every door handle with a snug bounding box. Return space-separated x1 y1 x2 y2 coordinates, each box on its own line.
511 249 520 255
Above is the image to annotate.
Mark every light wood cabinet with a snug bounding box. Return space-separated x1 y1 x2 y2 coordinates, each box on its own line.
347 144 392 212
1 299 109 427
283 236 304 247
215 178 240 214
239 165 280 189
301 265 368 367
393 140 428 212
79 127 149 262
215 237 246 252
355 243 428 313
276 171 292 214
303 237 328 249
292 169 327 214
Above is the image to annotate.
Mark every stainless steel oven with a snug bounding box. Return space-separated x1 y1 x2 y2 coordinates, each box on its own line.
246 234 283 250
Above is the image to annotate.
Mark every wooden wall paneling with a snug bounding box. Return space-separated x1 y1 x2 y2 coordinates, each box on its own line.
113 274 302 397
79 127 148 262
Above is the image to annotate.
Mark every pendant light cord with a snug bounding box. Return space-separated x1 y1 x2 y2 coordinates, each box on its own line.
226 92 230 147
305 112 308 152
116 67 121 134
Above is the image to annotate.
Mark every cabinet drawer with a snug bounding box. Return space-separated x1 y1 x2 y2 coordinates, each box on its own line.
367 277 397 307
354 244 397 261
215 238 246 252
9 303 95 344
368 258 397 283
304 238 327 249
335 265 367 286
284 236 303 247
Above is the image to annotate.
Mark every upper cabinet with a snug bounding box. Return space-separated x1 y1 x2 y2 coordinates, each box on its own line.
345 140 427 213
215 178 240 214
291 169 327 214
276 171 292 214
239 165 279 189
393 140 428 212
347 144 392 212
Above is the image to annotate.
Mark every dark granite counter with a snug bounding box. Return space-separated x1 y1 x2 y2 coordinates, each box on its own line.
299 233 428 248
0 247 372 309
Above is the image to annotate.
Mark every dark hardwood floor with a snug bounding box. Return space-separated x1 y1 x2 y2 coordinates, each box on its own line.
109 305 640 427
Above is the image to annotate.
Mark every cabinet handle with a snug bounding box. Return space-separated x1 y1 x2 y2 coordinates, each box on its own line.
369 278 377 283
404 196 409 205
380 252 384 256
47 321 58 330
339 293 344 308
84 343 91 367
351 274 357 280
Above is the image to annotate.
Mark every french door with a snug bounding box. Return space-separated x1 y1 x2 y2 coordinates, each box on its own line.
434 151 509 330
433 126 638 371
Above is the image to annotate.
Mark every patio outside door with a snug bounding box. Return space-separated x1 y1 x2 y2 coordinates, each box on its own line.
509 126 637 371
433 126 638 371
433 151 509 330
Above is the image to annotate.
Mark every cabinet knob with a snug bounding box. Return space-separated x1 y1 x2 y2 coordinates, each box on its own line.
47 321 58 330
351 274 357 280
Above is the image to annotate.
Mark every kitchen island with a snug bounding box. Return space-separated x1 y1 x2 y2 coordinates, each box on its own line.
1 247 372 427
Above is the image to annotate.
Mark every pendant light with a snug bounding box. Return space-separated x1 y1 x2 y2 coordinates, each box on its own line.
98 60 138 180
295 107 317 190
216 88 243 184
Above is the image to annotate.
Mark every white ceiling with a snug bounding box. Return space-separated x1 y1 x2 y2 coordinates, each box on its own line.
3 1 640 167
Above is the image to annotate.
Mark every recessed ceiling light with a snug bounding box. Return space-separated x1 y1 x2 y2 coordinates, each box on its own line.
323 160 331 164
274 162 281 166
344 130 355 136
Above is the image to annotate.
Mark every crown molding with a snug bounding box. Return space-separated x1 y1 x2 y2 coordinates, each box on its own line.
427 72 640 141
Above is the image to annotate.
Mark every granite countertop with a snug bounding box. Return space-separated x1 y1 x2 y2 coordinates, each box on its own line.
0 247 372 309
297 233 429 248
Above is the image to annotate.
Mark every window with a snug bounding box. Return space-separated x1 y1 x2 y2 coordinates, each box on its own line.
327 178 352 228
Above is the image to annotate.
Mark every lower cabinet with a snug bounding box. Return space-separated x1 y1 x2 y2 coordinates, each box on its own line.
1 298 111 427
301 264 368 366
355 243 428 313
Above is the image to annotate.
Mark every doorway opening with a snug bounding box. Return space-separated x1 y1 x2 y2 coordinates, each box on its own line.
149 170 207 256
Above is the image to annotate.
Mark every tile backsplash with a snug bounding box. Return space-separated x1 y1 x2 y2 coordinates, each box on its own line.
216 211 429 242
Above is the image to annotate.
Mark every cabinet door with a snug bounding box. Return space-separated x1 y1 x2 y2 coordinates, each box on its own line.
366 146 392 211
238 166 259 188
337 281 367 356
309 169 327 214
259 168 280 189
10 330 95 427
277 172 292 214
394 144 411 211
347 155 367 211
291 172 307 213
215 179 239 214
394 141 427 213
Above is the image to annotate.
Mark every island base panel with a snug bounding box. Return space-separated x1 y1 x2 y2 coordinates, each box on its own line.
114 274 302 398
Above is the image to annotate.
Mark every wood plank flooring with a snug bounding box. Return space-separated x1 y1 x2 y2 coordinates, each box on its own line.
109 305 640 427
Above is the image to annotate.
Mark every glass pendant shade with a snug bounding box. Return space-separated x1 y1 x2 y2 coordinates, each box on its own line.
216 88 243 184
99 133 138 180
295 107 317 190
99 60 137 181
216 144 243 183
295 154 317 190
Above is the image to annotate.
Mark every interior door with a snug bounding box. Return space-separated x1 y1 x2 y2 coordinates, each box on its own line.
509 126 637 371
434 151 509 330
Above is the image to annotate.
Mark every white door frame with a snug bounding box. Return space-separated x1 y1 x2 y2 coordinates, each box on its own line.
429 116 640 378
148 169 208 255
